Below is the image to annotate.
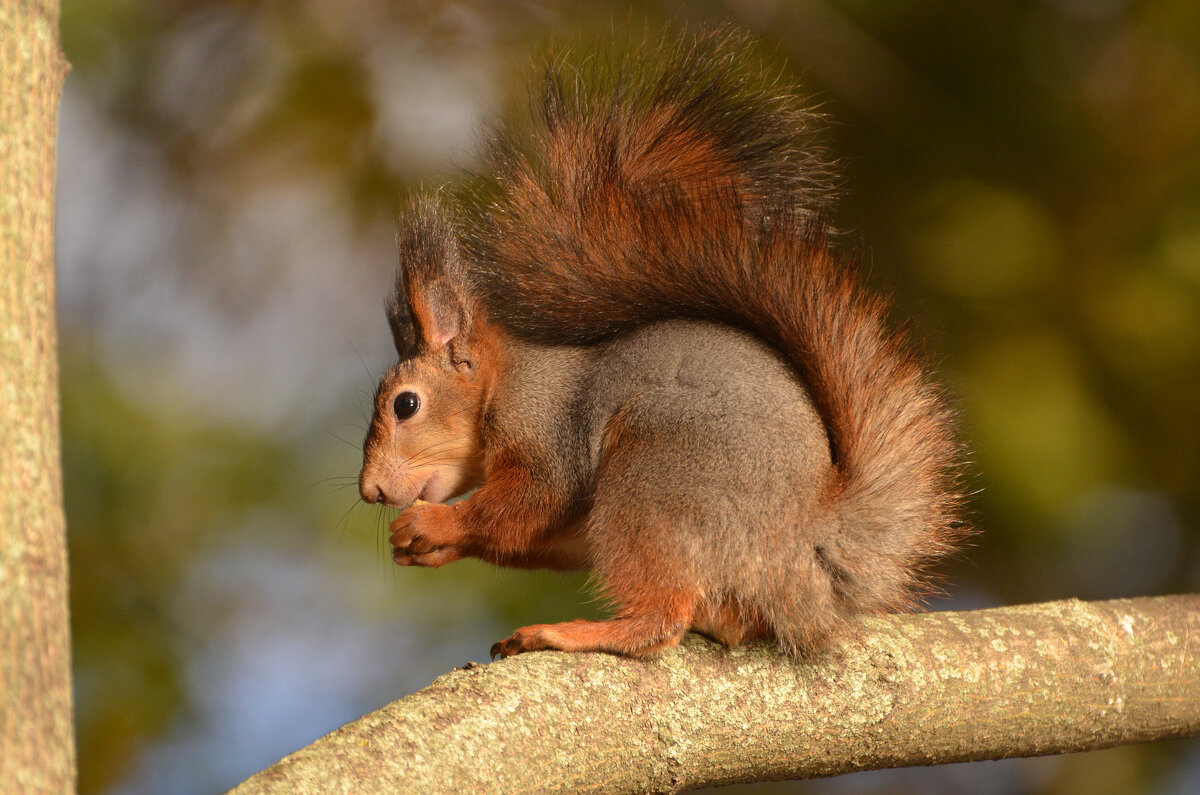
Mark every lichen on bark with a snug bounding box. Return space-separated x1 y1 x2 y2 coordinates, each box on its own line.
231 595 1200 794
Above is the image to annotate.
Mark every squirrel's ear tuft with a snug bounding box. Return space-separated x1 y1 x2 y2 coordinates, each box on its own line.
388 201 475 358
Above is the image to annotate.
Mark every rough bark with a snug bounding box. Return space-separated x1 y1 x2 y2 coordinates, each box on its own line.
230 595 1200 794
0 0 75 792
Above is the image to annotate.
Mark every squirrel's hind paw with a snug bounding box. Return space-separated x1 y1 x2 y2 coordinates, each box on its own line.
490 624 563 658
490 615 688 659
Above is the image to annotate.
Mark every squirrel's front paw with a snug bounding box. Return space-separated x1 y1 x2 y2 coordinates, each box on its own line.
389 502 465 567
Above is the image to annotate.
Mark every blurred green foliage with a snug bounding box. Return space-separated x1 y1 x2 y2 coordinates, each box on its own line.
58 0 1200 792
63 343 288 791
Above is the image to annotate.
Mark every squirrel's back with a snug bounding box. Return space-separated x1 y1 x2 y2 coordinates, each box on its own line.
465 29 965 653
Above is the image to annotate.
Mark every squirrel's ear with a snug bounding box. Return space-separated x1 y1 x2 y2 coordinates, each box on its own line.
387 202 475 359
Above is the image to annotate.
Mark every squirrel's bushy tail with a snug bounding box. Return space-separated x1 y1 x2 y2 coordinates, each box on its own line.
466 30 965 651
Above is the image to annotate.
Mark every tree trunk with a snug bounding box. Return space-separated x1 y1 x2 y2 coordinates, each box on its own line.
232 595 1200 794
0 0 75 791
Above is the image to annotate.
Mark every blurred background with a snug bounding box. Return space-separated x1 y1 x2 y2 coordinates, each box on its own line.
56 0 1200 793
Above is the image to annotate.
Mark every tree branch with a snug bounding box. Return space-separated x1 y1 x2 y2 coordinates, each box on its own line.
231 595 1200 793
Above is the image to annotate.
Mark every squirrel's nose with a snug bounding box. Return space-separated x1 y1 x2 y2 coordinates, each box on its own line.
359 477 387 505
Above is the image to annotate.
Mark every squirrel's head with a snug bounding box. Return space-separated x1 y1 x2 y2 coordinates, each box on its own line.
359 202 496 509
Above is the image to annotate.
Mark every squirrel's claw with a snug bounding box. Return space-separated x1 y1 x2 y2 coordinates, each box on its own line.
491 636 522 659
389 502 466 567
490 625 559 658
392 545 462 568
491 635 524 659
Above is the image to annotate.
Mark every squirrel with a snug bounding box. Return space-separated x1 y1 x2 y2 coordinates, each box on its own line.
358 30 964 659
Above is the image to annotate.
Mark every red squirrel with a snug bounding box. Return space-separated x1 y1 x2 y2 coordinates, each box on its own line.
358 31 964 659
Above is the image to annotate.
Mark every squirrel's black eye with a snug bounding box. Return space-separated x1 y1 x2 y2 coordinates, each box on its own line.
393 391 420 421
